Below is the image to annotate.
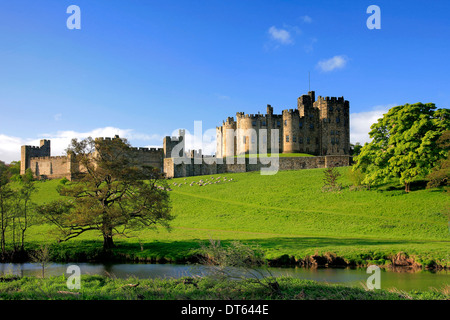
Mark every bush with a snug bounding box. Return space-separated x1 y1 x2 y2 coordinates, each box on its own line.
347 167 366 187
322 167 342 192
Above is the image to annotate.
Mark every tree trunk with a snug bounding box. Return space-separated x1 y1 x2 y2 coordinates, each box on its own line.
103 234 115 250
405 182 410 193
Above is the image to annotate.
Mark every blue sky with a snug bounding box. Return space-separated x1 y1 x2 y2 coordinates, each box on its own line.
1 0 449 162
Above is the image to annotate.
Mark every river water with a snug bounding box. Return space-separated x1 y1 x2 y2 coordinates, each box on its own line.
1 262 449 292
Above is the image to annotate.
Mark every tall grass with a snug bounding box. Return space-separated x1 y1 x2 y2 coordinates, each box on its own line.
0 275 448 300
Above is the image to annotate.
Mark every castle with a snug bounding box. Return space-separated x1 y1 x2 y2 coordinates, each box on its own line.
216 91 350 157
20 91 351 180
20 135 182 180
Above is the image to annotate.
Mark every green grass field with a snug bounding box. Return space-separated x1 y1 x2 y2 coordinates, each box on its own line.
26 166 450 267
1 274 448 300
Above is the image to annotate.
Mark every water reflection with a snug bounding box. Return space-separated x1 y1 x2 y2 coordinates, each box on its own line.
1 262 448 292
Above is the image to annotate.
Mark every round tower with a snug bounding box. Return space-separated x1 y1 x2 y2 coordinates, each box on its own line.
282 109 300 153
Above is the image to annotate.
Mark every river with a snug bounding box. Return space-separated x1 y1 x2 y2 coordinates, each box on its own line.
1 262 449 292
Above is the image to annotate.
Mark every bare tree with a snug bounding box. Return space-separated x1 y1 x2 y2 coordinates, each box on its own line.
30 245 52 278
198 239 281 297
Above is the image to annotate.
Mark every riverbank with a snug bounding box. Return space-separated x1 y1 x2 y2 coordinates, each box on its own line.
2 244 448 272
0 274 448 300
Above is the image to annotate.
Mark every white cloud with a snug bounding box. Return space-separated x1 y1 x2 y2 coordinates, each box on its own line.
350 105 396 144
0 127 164 164
300 15 313 23
217 94 230 100
317 55 348 72
0 134 31 164
268 26 293 45
304 37 317 53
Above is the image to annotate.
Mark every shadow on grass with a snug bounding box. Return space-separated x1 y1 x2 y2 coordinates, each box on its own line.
373 179 429 192
114 236 438 263
34 236 447 265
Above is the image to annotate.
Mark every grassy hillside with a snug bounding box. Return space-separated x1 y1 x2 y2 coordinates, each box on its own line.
27 167 450 267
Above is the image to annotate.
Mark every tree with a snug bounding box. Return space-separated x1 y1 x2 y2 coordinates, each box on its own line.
322 167 342 192
37 136 173 250
353 103 449 192
0 162 13 259
7 161 22 182
350 142 362 156
14 170 36 252
30 245 51 278
198 239 281 297
426 130 450 191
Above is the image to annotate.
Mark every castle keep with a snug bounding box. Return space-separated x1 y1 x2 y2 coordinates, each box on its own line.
20 91 351 179
216 91 350 157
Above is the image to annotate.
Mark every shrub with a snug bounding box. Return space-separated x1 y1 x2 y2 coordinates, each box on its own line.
322 167 342 192
347 167 366 187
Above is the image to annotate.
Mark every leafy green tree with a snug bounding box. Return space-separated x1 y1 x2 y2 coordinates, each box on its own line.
37 136 173 250
7 161 22 182
0 162 13 259
14 170 36 252
353 103 449 192
426 130 450 190
350 142 362 156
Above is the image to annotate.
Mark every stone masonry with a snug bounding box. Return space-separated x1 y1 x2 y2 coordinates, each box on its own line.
216 91 350 157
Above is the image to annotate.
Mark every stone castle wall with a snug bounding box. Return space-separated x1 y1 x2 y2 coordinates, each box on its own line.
22 137 350 180
21 137 166 180
163 155 350 178
29 156 73 180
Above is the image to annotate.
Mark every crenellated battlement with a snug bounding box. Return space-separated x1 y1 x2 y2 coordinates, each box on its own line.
30 156 68 161
94 135 123 143
130 147 163 153
236 113 261 119
25 145 42 150
223 117 236 126
316 96 347 104
186 149 202 158
282 109 299 115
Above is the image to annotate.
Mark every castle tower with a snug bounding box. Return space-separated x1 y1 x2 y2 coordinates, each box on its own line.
282 109 300 153
163 129 185 158
297 92 320 155
20 139 51 175
216 117 236 158
315 96 350 155
297 91 315 117
39 139 51 156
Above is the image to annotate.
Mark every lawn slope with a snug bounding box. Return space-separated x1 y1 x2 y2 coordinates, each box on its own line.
27 167 450 267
